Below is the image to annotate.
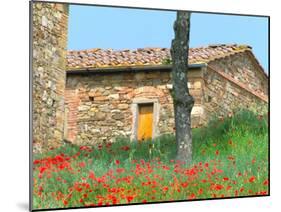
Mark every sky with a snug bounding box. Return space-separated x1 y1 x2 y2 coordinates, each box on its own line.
68 5 269 72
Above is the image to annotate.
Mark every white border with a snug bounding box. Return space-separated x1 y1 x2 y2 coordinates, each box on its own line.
1 0 280 212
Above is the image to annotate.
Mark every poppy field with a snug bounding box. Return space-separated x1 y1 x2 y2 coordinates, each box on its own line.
32 110 269 210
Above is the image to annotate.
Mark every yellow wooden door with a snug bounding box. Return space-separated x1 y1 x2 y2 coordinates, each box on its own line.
137 104 153 141
138 104 153 141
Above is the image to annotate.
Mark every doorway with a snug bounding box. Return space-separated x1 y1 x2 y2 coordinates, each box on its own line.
137 103 154 141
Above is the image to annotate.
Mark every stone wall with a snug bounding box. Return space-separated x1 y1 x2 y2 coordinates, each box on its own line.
32 2 69 152
202 55 268 121
208 51 268 96
65 69 204 145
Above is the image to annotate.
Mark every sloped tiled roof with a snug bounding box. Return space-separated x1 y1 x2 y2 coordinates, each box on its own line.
66 44 253 70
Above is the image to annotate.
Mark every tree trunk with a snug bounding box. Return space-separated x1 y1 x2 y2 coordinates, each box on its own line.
170 11 194 164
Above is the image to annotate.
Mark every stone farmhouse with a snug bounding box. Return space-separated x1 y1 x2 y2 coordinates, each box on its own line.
32 2 268 151
64 45 268 145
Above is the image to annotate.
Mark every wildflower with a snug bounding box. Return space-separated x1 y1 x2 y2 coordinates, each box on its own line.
105 143 112 148
121 146 130 151
263 179 269 186
126 196 134 203
162 186 169 192
188 193 196 200
80 146 88 150
140 159 145 165
215 150 219 155
115 160 120 165
162 165 170 170
212 184 224 191
79 162 86 168
39 166 47 174
116 168 125 174
63 200 68 206
249 176 256 183
33 159 41 165
88 171 95 180
181 182 189 188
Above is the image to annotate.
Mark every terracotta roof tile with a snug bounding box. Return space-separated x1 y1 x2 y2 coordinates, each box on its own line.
66 44 252 70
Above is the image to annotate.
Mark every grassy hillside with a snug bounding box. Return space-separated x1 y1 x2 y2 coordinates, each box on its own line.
32 109 269 209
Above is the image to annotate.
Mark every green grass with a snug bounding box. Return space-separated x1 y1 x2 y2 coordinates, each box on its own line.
32 109 269 209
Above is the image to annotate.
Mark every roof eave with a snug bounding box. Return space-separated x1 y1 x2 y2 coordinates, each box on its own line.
66 63 206 74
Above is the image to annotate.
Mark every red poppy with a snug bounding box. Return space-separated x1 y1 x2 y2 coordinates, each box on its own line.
181 182 189 188
223 177 229 181
79 162 86 168
212 184 224 191
33 160 41 165
115 160 120 165
39 166 47 174
121 146 130 151
140 159 145 165
263 179 269 186
63 200 68 206
106 143 112 148
79 146 88 150
126 196 134 203
88 171 95 180
162 186 169 192
116 168 125 174
249 176 256 183
162 165 170 170
188 193 196 200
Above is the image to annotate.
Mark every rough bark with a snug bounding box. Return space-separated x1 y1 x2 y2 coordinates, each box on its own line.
170 11 194 164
